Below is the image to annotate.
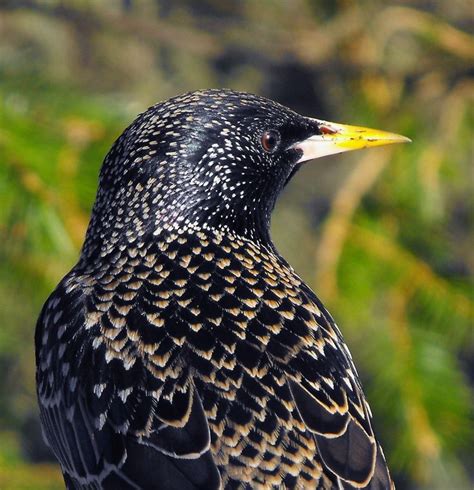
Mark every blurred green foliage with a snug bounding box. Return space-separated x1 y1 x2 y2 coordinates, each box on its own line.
0 1 472 488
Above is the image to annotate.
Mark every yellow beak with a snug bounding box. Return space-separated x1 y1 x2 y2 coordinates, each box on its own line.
293 118 411 163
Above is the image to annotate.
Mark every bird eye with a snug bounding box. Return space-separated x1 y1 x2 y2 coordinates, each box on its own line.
261 130 280 153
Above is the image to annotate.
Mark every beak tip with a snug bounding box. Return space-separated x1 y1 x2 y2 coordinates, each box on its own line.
391 134 412 144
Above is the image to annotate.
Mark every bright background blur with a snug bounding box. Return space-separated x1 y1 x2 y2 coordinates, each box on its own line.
0 1 473 489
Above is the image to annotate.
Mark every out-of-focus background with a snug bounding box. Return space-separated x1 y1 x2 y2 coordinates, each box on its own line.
0 1 472 488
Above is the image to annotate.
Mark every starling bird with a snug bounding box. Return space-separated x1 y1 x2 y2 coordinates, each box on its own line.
35 89 409 489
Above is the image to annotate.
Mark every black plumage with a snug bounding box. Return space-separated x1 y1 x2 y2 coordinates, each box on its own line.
35 89 407 489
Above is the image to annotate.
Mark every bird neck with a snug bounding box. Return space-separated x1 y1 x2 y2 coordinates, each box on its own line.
158 195 274 245
79 191 276 265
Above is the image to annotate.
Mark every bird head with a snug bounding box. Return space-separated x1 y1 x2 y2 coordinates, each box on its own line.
83 89 409 257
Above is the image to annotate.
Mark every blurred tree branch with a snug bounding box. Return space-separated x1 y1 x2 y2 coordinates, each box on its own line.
315 149 393 301
1 0 222 56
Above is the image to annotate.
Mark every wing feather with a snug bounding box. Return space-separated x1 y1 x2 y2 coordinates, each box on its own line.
35 277 221 489
285 287 392 489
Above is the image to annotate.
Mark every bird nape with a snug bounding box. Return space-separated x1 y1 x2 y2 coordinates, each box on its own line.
35 89 409 490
